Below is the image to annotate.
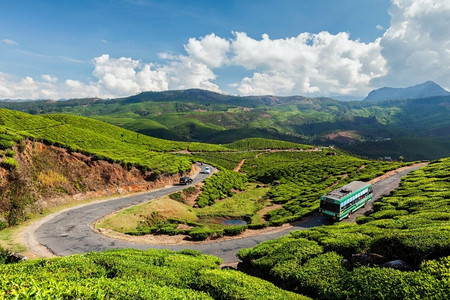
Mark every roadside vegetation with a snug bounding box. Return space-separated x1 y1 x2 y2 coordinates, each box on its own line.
99 183 270 240
101 147 410 240
0 248 307 299
238 158 450 299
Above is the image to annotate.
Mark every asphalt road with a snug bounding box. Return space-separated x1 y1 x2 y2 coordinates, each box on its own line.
35 164 424 263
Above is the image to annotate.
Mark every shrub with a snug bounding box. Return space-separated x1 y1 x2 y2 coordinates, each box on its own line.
223 225 247 236
370 229 450 266
330 266 445 300
0 139 15 150
319 232 371 257
294 252 346 299
197 170 247 207
0 157 19 170
18 140 26 153
0 246 11 264
0 220 6 230
194 269 308 300
248 223 268 229
5 149 15 157
169 192 183 202
188 227 221 241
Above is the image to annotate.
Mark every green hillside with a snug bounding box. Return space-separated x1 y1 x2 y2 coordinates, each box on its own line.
238 158 450 299
226 138 312 150
1 90 449 160
0 109 229 174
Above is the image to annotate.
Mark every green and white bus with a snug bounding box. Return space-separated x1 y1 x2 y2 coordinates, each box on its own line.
319 181 373 221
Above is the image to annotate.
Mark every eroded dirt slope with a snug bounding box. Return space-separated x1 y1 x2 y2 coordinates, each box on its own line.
0 140 191 226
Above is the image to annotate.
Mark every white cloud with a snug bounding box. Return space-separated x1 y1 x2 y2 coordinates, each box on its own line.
1 39 18 46
379 0 450 89
90 54 168 97
184 33 230 68
160 55 221 92
376 25 384 31
1 0 449 99
231 31 387 96
42 74 58 83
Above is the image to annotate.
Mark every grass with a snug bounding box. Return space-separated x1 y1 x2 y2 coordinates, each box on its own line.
96 196 197 233
196 184 270 221
99 184 271 235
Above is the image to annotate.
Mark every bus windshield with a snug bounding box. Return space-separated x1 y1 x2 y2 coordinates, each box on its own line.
320 200 340 213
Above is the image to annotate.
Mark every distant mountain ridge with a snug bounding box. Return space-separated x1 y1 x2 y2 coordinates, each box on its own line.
364 81 450 101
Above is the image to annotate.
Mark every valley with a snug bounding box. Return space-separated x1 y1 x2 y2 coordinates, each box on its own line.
0 103 449 299
1 89 449 161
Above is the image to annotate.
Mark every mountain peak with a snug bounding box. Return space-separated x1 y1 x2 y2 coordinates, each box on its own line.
364 81 450 101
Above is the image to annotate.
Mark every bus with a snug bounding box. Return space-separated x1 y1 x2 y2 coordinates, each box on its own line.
319 181 373 221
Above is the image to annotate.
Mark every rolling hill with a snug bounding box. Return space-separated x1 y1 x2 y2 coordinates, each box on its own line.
1 90 449 161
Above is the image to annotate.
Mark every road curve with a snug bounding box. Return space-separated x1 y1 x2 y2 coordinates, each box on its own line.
34 164 424 263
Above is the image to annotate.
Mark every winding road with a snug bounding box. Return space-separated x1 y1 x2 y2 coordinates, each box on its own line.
28 163 425 263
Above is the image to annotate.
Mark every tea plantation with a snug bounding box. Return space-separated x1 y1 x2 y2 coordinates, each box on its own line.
0 249 308 299
0 108 230 174
238 157 450 299
195 149 408 225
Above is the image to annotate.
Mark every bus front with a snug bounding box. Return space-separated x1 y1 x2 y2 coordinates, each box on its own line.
319 196 341 220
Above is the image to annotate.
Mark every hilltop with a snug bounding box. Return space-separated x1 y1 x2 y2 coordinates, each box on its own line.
364 81 450 101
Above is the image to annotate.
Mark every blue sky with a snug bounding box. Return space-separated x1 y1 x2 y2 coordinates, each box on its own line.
0 0 449 99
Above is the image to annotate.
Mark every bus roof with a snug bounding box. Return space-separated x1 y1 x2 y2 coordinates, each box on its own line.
324 181 370 201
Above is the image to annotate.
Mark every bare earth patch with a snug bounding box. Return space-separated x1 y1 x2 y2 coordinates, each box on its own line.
233 159 247 172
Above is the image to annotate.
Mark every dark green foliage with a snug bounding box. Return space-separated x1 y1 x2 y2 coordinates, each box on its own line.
293 252 346 299
370 229 450 266
0 140 15 150
241 158 450 298
194 269 308 300
0 249 309 299
226 138 312 150
247 222 268 229
188 227 223 241
0 157 19 170
223 225 247 236
3 90 448 161
197 170 247 207
0 246 10 264
169 192 183 202
330 266 447 300
0 220 6 231
241 151 404 224
4 149 14 157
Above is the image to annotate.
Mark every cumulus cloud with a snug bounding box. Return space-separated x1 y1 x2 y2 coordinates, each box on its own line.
231 31 386 96
184 33 230 68
1 0 449 99
379 0 450 89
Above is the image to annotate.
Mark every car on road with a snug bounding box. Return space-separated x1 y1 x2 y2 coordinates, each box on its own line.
202 166 211 174
179 176 193 185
